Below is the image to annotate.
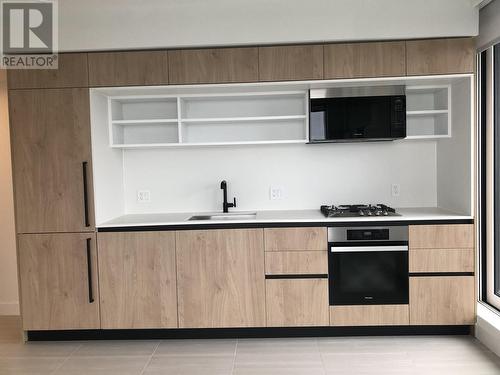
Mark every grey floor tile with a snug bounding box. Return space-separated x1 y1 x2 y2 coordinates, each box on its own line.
144 355 234 375
72 340 160 357
53 355 150 375
155 339 236 356
0 341 81 358
0 357 66 374
236 338 319 355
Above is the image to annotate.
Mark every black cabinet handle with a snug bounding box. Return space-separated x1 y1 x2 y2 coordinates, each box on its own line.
82 161 90 227
86 238 94 303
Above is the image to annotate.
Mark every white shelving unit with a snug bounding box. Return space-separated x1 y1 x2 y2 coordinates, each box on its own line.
107 91 309 148
405 85 451 139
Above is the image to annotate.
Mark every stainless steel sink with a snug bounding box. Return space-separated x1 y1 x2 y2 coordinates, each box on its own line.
188 212 257 221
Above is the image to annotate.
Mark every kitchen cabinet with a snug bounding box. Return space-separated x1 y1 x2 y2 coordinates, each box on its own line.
258 45 323 81
406 38 475 75
265 251 328 275
88 51 169 87
176 229 266 328
9 88 95 233
18 233 100 330
266 278 329 327
264 227 327 252
409 276 475 325
7 53 88 89
324 41 406 79
409 224 475 325
97 232 178 329
410 248 474 273
409 224 474 249
168 47 258 84
330 305 409 326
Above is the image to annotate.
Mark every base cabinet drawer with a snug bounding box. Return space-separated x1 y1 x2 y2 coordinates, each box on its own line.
264 227 327 251
265 251 328 275
409 248 474 273
409 276 475 325
330 305 409 326
266 278 329 327
409 224 474 249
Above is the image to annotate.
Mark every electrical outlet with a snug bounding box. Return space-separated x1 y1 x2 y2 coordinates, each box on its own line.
269 186 283 200
391 184 400 197
137 190 151 203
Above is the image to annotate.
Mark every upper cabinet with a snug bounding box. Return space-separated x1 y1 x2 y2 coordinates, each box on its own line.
7 53 88 89
88 50 169 87
168 47 258 84
9 88 95 233
406 38 475 75
259 45 323 81
324 41 406 79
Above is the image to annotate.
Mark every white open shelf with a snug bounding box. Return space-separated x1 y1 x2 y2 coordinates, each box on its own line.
108 91 309 148
405 85 451 139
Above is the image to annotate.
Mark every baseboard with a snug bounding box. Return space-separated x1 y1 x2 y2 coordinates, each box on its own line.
476 303 500 357
0 302 19 316
27 325 472 341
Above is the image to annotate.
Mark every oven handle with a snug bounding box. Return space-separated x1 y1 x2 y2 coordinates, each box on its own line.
330 245 408 253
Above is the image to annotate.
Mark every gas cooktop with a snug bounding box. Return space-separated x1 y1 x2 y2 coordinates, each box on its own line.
320 204 399 218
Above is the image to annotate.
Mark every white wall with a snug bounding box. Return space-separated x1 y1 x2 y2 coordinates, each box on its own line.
121 141 437 216
436 78 473 215
0 70 19 315
58 0 478 52
477 0 500 50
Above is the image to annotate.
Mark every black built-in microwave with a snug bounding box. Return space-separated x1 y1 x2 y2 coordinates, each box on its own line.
309 87 406 142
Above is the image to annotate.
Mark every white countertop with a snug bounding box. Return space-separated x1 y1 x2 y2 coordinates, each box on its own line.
98 207 473 229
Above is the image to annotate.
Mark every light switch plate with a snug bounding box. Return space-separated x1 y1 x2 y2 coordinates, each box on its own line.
391 184 401 197
137 190 151 203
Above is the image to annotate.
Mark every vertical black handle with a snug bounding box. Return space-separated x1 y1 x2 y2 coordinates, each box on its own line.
86 238 94 303
82 161 90 227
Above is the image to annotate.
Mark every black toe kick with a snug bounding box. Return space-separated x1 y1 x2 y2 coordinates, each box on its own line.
27 325 473 341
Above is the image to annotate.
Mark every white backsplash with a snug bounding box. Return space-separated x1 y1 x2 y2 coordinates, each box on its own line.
122 141 437 214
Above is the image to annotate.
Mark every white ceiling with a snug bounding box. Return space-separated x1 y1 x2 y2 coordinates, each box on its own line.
58 0 479 52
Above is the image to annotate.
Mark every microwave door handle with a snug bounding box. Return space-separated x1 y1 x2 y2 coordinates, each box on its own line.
330 245 408 253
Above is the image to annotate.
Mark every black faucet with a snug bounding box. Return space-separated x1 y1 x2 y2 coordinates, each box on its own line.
220 180 236 213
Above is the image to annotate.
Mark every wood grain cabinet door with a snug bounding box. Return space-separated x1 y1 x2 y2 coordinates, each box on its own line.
7 53 88 89
168 47 258 84
259 45 323 81
264 227 327 252
97 232 178 329
409 276 475 325
324 41 406 79
266 278 329 327
18 233 100 330
9 88 95 233
88 51 169 87
176 229 266 328
406 38 475 75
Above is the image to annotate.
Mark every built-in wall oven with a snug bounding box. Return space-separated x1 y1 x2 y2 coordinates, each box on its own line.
328 226 409 305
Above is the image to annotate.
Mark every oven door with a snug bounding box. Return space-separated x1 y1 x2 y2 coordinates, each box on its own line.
329 243 409 305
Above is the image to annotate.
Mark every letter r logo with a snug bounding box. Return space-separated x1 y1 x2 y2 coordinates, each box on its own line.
2 1 53 53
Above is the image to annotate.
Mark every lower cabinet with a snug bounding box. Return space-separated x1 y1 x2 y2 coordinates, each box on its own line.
176 229 266 328
97 232 178 329
18 233 100 330
330 305 409 326
409 276 475 325
266 278 329 327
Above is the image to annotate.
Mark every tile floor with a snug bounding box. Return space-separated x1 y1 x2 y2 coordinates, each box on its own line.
0 335 499 375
